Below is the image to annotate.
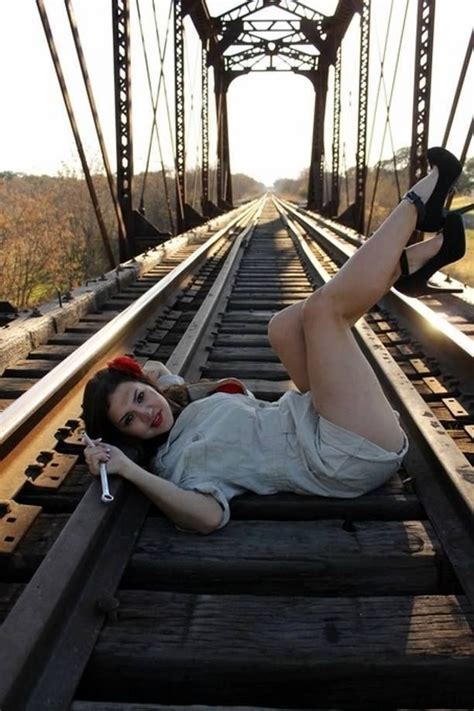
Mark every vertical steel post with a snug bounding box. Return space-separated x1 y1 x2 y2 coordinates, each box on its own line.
215 68 233 208
215 80 223 205
174 0 186 233
354 0 370 235
221 87 233 207
410 0 436 185
112 0 133 259
307 66 329 211
331 45 342 215
201 44 209 212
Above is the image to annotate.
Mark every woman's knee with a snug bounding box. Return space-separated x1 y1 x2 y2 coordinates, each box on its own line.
267 303 304 348
302 287 345 327
267 311 285 349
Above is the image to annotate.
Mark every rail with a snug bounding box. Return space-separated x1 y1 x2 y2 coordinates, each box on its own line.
273 195 474 522
0 195 473 709
0 199 262 451
279 197 474 391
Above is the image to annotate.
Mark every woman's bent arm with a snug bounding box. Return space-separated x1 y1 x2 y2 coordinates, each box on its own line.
84 441 223 533
122 460 223 534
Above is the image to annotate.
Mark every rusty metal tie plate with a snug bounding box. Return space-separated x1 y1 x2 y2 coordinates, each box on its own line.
25 451 78 489
0 500 42 554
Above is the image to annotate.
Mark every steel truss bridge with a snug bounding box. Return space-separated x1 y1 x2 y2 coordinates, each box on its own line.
34 0 473 264
0 3 474 708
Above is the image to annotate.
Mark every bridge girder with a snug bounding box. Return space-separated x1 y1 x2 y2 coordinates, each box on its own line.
111 0 439 243
112 0 133 257
410 0 436 186
186 0 359 218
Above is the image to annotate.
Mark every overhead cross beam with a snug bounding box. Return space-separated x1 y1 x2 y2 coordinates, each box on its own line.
218 0 326 24
186 0 360 222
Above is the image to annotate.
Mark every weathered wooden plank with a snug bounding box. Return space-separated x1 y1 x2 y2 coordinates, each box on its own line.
28 345 77 359
235 277 310 284
229 482 422 520
0 378 39 397
202 362 288 379
446 428 474 454
221 311 274 322
17 464 90 512
4 360 60 377
0 583 25 623
47 333 90 345
1 514 69 581
228 299 300 310
65 324 104 334
124 519 451 595
102 300 135 311
121 285 154 293
457 323 474 335
218 324 271 335
79 313 118 322
214 334 270 346
239 267 303 273
210 347 278 362
72 704 297 711
0 398 15 412
80 593 474 707
232 288 311 296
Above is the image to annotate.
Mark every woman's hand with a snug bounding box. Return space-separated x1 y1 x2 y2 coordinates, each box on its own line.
83 439 132 477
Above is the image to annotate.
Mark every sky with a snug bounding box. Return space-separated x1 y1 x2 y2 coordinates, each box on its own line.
0 0 472 187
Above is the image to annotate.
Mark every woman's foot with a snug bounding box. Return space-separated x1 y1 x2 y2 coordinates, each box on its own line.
394 212 465 296
403 147 462 232
402 232 444 275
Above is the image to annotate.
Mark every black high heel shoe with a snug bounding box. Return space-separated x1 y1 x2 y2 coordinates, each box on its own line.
403 147 462 233
394 212 465 297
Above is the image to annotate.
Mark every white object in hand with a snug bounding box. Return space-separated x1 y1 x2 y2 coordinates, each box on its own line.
83 432 114 503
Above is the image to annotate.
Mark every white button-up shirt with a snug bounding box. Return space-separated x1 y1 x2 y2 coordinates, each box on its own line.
152 386 407 530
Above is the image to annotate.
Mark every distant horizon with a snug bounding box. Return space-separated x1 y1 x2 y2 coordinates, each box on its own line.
1 145 452 189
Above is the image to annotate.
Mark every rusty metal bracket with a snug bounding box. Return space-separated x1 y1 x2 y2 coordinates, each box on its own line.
0 500 42 554
25 451 78 489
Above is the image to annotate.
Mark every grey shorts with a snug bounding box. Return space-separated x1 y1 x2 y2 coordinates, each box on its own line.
280 391 409 498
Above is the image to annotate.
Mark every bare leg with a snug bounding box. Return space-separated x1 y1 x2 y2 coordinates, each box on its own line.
268 301 310 392
269 199 442 394
268 169 442 450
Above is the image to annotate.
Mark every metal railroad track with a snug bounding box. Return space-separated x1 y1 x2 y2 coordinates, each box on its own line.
282 198 474 394
0 201 259 414
0 197 473 710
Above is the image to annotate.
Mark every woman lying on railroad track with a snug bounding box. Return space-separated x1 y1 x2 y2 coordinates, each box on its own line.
82 147 466 534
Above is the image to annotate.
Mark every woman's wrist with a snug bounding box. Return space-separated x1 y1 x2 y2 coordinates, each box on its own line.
120 458 140 481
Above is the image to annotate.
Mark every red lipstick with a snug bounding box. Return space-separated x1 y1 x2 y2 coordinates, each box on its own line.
151 411 163 428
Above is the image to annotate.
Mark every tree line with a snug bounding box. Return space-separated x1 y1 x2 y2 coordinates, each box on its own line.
0 169 265 309
2 150 471 309
274 148 474 235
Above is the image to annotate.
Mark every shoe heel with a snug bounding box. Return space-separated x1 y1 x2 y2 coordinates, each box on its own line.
394 212 465 297
417 147 462 232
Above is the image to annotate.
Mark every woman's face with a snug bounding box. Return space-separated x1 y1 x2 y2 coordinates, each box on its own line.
108 381 174 440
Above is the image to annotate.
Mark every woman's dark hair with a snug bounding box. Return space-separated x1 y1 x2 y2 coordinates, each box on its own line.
81 365 190 463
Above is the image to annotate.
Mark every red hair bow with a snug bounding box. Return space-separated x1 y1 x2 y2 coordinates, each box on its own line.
107 355 143 378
